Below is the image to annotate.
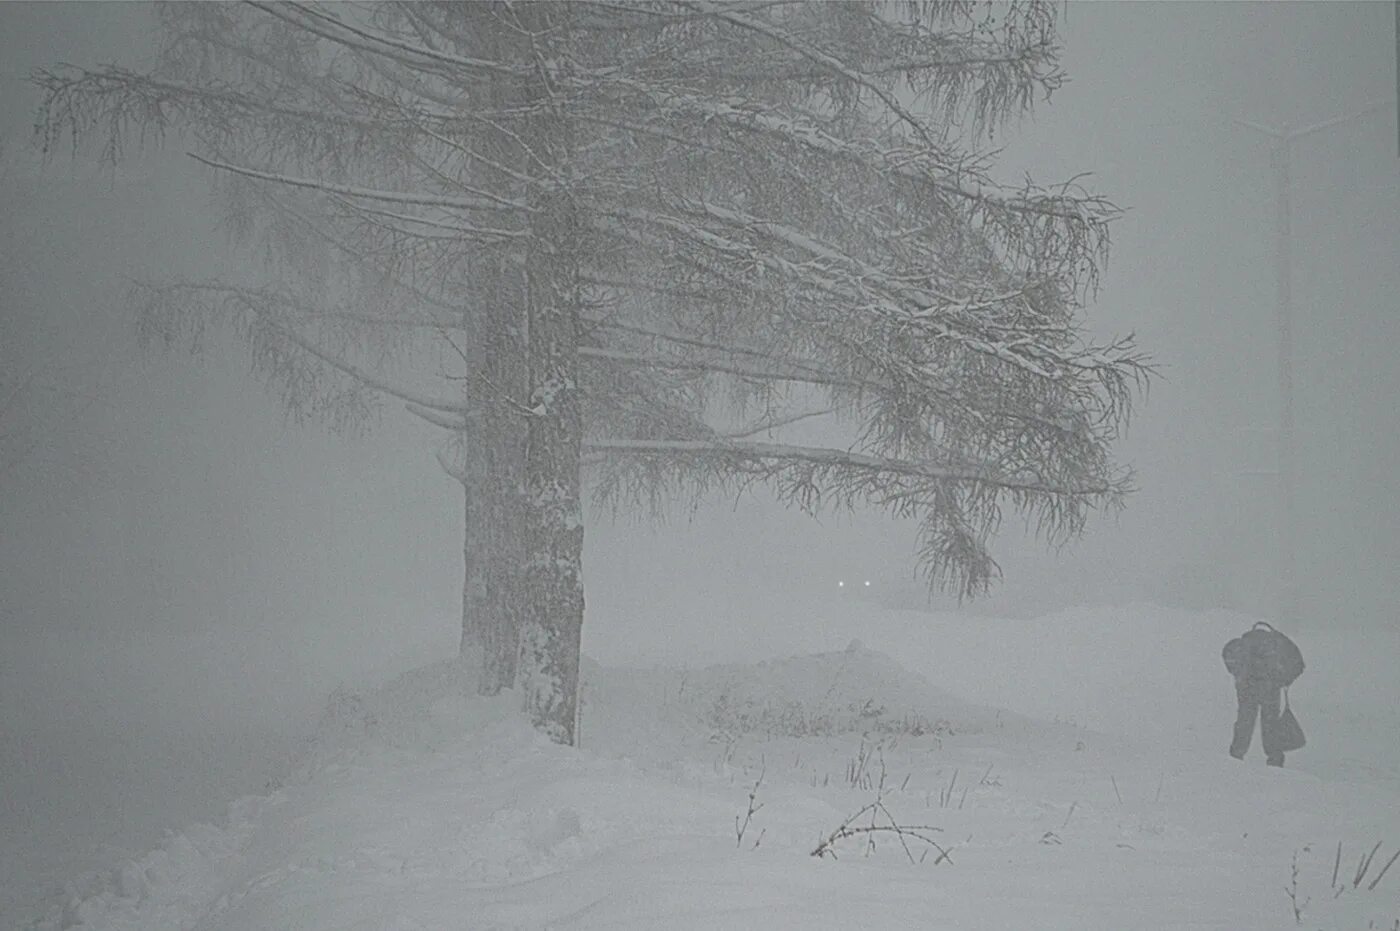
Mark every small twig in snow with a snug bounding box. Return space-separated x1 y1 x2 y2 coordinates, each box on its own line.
1367 845 1399 891
1285 848 1310 924
1355 841 1383 888
735 761 765 849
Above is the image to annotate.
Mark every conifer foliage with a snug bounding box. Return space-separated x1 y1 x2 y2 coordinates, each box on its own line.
36 2 1148 744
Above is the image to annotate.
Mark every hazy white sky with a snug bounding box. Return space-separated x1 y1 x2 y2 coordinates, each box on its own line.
1 2 1397 678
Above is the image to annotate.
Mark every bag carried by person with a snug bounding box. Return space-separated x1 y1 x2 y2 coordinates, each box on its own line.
1276 688 1306 752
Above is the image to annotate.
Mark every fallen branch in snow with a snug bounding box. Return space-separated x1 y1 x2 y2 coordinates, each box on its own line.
811 793 951 865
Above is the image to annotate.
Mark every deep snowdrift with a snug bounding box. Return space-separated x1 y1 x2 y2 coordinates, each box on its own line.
23 607 1400 930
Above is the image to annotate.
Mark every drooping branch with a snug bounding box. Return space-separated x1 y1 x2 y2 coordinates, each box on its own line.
585 437 1122 499
187 152 529 214
407 402 469 431
245 1 522 81
578 346 867 392
140 281 470 414
694 2 943 150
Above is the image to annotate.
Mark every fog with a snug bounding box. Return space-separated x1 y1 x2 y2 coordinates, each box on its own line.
1 0 1397 916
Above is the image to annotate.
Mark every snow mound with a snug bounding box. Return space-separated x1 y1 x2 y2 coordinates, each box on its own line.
303 659 529 761
629 641 992 738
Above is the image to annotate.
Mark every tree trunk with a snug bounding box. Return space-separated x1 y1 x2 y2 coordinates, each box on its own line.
466 3 532 696
458 261 529 695
460 477 486 662
517 3 585 744
517 223 585 743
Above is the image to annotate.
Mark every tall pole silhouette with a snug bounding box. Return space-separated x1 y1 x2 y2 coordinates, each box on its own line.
1234 99 1392 625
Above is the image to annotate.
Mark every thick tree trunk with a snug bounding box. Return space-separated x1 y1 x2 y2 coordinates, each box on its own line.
517 4 585 744
517 190 585 744
480 368 529 695
461 6 531 694
459 270 529 696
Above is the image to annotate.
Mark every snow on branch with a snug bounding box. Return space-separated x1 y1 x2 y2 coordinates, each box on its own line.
578 346 866 392
585 437 1118 499
694 2 942 151
407 403 470 431
246 2 521 81
597 79 1116 274
187 153 529 214
605 205 1085 384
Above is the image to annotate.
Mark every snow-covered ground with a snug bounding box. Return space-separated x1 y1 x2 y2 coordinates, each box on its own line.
11 604 1400 930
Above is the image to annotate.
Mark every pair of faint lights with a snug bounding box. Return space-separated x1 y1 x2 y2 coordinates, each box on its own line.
837 580 872 588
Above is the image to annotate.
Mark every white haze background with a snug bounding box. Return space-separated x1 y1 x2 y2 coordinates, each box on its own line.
1 3 1397 928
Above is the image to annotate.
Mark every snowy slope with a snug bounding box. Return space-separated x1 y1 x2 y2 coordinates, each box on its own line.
23 607 1400 930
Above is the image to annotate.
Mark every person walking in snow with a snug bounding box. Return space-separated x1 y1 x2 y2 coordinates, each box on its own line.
1222 621 1305 767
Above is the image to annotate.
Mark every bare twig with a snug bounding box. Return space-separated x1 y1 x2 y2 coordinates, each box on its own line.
811 796 951 865
1368 845 1399 892
1355 841 1383 888
938 768 959 808
1285 849 1309 924
735 760 765 848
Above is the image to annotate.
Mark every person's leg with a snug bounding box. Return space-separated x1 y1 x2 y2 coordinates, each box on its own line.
1259 685 1284 766
1230 679 1257 759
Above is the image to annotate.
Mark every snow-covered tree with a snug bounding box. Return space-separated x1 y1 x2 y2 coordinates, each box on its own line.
36 1 1148 745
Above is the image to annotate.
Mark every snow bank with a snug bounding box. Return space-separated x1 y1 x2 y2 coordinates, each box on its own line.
24 606 1400 930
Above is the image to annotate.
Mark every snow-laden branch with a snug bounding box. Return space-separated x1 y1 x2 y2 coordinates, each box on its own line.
246 2 521 80
578 346 866 391
586 437 1116 498
601 206 1067 382
693 2 941 150
187 153 530 214
407 402 469 430
604 80 1115 226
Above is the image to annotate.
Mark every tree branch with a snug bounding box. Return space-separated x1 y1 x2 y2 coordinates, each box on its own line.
586 437 1117 498
246 1 521 80
187 152 529 214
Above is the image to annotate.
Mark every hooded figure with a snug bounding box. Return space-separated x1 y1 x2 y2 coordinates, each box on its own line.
1222 622 1305 766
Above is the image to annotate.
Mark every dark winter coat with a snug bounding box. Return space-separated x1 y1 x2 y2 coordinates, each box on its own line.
1222 623 1305 687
